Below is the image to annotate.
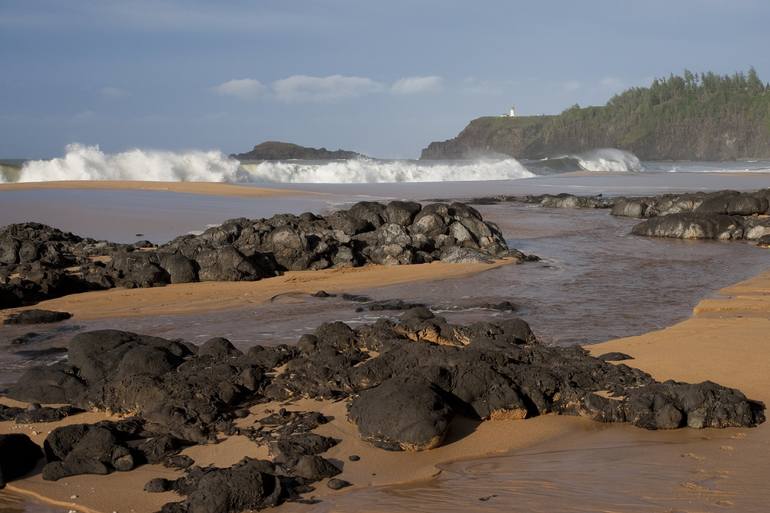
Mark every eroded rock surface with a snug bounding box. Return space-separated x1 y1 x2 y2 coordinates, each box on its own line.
1 201 523 309
5 311 765 511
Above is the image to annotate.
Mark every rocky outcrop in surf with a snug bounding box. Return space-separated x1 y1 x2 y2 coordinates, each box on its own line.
4 310 765 509
0 201 528 309
467 189 770 243
231 141 364 161
614 190 770 241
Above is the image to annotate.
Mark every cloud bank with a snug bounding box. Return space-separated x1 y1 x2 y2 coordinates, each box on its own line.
213 79 267 100
213 74 444 102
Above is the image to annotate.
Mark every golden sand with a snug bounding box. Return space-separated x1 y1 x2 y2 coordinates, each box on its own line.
0 180 317 198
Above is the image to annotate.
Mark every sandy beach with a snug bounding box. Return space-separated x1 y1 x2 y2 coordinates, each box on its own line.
0 259 516 322
0 180 319 199
2 266 769 513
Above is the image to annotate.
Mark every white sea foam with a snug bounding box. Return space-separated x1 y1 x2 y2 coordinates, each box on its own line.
239 158 534 183
574 148 643 172
5 144 535 184
11 144 241 183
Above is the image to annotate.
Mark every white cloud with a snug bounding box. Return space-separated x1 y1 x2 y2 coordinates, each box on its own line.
391 75 443 95
100 86 130 99
273 75 383 102
213 79 267 100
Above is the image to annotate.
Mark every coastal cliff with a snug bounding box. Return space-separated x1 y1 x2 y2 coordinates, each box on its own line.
422 70 770 161
232 141 363 161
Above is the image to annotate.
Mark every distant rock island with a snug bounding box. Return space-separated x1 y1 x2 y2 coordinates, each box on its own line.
232 141 364 161
421 69 770 161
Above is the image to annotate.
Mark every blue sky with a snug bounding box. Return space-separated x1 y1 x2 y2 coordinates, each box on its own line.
1 0 768 158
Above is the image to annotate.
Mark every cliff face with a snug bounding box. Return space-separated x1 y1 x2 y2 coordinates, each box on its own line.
422 71 770 161
233 141 363 161
421 112 770 161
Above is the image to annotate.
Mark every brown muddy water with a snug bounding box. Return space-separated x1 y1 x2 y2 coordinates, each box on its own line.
304 423 770 513
1 175 770 513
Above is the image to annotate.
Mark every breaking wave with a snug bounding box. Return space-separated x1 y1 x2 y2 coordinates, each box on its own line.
3 144 535 184
9 144 241 183
239 158 534 183
574 148 643 172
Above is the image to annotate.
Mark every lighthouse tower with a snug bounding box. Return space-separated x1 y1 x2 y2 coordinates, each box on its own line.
508 105 517 117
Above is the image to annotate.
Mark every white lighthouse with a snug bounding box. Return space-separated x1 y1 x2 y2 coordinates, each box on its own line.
507 105 517 117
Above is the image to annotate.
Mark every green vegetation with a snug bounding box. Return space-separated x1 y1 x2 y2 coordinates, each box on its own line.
422 69 770 160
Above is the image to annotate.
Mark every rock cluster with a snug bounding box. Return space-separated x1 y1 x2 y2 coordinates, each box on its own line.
613 190 770 241
509 193 614 209
468 189 770 243
4 311 765 510
1 201 523 309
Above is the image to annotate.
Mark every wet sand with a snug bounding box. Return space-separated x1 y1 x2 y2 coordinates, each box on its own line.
0 180 319 198
0 259 516 322
3 268 770 513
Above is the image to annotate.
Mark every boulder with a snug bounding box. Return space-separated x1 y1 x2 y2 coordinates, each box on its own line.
0 434 43 487
162 458 284 513
383 201 422 226
348 376 453 451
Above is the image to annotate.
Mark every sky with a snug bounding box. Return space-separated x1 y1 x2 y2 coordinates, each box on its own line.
1 0 769 159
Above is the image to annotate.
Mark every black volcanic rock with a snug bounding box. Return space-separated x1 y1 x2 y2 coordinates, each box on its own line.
5 311 766 508
3 309 72 325
631 213 745 240
0 434 43 488
232 141 363 161
1 201 524 309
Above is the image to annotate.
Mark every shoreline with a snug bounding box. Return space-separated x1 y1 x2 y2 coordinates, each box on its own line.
0 259 516 322
0 180 321 198
2 267 769 512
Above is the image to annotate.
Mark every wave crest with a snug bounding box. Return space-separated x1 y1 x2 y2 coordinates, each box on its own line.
574 148 643 172
239 158 534 183
5 145 535 184
13 144 241 183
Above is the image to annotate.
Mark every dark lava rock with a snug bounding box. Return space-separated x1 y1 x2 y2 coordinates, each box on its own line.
2 201 529 309
359 299 427 312
586 381 766 429
144 477 173 493
164 454 194 469
41 418 186 481
348 454 360 462
611 190 770 219
631 213 744 240
0 434 43 488
481 300 518 311
161 458 284 513
349 376 453 451
0 403 82 423
597 352 634 362
519 193 614 209
3 309 72 325
327 478 352 490
8 310 765 491
292 455 341 481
